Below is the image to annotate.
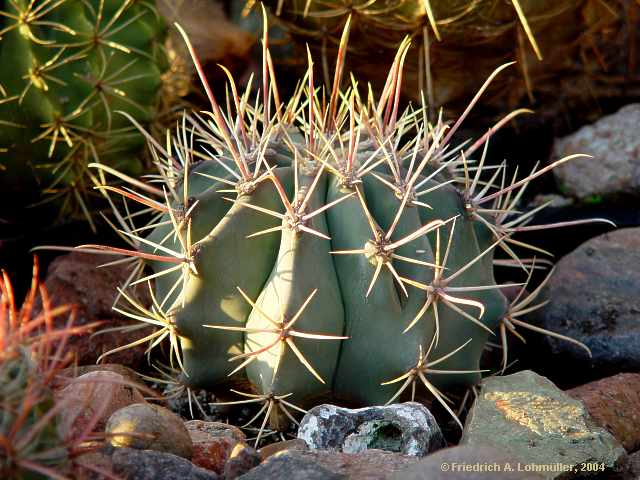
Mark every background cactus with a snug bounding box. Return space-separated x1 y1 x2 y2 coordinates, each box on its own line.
0 259 108 479
241 0 638 125
0 0 167 228
84 20 609 441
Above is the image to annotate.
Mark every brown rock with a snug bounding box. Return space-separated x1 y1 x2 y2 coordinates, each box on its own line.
56 370 146 440
567 373 640 452
53 364 142 390
158 0 254 87
189 429 237 473
40 252 153 367
185 420 246 443
107 403 193 459
185 420 249 474
259 438 308 460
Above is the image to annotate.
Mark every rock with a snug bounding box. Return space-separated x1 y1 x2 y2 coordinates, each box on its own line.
185 420 249 474
625 451 640 479
185 420 246 443
567 373 640 452
529 193 574 209
40 252 153 367
73 449 116 480
238 450 343 480
462 370 625 479
54 364 143 390
56 370 146 440
188 428 236 473
392 445 543 479
529 228 640 381
111 447 218 480
157 0 254 85
552 103 640 199
309 449 420 479
106 403 193 459
259 438 308 460
223 443 261 479
297 403 445 457
395 449 640 480
239 449 420 480
81 447 421 480
602 450 640 480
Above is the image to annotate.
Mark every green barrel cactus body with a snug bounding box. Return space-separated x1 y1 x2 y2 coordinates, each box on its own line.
0 0 166 221
148 132 508 409
94 22 598 435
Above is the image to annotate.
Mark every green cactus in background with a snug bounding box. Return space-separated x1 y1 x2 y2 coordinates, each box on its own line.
0 0 167 228
243 0 545 105
84 19 608 443
242 0 633 124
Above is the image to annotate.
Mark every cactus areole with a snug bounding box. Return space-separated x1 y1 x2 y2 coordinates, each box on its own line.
86 18 602 433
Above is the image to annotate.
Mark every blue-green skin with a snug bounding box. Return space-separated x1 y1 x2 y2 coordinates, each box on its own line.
418 180 506 386
0 0 166 213
149 146 508 415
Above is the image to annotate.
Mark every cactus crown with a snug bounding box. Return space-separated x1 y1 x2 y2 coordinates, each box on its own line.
81 15 610 445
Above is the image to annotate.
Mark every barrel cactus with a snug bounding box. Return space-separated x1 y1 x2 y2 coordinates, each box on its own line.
84 19 608 440
0 0 167 226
